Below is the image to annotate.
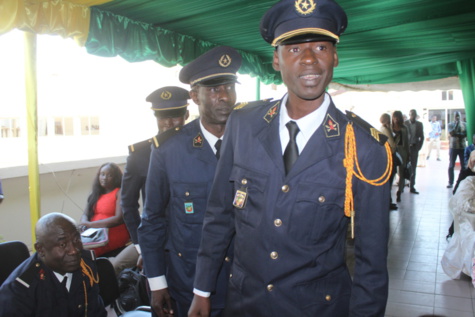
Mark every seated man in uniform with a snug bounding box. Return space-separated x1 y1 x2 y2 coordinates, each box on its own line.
0 212 106 317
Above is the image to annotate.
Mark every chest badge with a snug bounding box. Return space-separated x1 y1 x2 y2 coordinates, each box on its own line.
324 114 340 138
233 188 248 209
184 202 194 214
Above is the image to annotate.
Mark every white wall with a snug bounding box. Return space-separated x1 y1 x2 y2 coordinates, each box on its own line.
0 158 126 251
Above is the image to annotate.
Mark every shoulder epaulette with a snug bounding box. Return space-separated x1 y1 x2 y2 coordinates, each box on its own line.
16 260 40 288
128 138 154 153
152 127 182 148
234 98 273 110
345 111 387 145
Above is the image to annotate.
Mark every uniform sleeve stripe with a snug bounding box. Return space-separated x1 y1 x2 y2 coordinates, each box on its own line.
16 277 30 288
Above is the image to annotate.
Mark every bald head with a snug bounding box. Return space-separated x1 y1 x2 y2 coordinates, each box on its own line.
35 213 77 242
35 213 83 275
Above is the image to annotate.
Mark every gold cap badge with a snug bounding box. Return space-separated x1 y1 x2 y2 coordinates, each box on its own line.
295 0 316 16
219 54 232 68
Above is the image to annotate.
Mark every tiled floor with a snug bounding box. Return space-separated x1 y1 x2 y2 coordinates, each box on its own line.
384 150 475 317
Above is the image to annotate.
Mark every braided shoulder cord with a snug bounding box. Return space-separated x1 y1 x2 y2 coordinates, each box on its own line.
343 122 393 238
80 258 100 316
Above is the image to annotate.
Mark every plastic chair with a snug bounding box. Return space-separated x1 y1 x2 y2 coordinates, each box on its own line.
0 240 30 286
96 257 150 316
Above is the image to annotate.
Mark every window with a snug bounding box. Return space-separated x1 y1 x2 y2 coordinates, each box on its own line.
54 117 74 136
0 118 20 138
80 116 100 135
442 90 454 101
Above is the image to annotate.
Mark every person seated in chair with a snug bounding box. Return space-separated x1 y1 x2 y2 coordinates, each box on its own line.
0 212 106 317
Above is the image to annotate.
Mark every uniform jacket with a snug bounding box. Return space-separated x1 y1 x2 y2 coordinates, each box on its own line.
0 250 106 317
121 137 156 244
194 97 390 317
138 119 231 308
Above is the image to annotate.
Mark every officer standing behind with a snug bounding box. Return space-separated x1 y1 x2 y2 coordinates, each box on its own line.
138 46 242 317
404 109 424 194
189 1 390 316
121 86 190 270
0 212 106 317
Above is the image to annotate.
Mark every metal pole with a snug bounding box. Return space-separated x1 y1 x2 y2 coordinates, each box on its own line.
24 31 41 245
256 77 261 100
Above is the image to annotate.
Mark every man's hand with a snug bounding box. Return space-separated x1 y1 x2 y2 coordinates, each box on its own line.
188 294 211 317
151 289 174 317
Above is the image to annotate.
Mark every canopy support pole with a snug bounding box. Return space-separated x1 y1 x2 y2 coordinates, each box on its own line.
256 77 261 100
24 31 40 246
457 59 475 144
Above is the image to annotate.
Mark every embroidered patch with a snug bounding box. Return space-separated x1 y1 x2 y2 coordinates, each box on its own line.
193 133 204 147
160 91 172 100
324 114 340 138
219 54 232 68
295 0 316 16
264 102 280 123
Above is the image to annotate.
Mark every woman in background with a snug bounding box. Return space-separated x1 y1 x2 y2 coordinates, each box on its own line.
80 162 130 257
392 111 410 203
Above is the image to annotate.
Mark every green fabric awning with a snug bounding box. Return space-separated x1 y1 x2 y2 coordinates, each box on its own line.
85 0 475 85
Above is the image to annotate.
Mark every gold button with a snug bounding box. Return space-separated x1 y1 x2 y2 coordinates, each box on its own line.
274 219 282 227
281 185 289 192
185 192 190 196
241 178 248 185
35 263 40 267
175 127 180 131
325 295 331 301
267 284 274 292
318 196 325 203
270 251 278 260
78 305 82 309
229 273 233 278
225 256 231 262
178 252 182 257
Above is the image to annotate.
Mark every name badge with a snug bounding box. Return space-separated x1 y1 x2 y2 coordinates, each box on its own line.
184 201 194 214
233 188 248 209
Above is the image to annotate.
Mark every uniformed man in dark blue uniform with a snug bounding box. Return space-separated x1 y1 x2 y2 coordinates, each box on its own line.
189 1 391 316
138 46 242 317
0 212 106 317
121 86 190 270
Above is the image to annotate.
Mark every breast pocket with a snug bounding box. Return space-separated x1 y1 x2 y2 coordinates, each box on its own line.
229 165 268 228
289 182 346 244
171 182 209 224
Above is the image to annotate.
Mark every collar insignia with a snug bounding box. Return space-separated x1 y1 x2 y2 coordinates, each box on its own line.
324 114 340 138
39 268 45 280
263 101 280 123
160 91 172 100
295 0 316 16
193 133 204 147
219 54 232 68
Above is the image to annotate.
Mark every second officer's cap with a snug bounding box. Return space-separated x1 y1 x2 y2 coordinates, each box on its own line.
179 46 242 87
146 86 190 118
260 0 348 46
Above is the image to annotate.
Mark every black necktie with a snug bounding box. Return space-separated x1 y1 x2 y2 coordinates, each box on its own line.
61 276 68 292
283 121 300 174
215 139 222 159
